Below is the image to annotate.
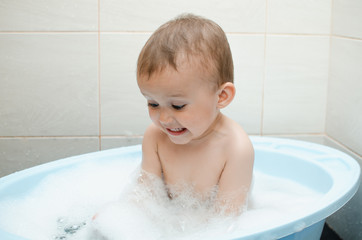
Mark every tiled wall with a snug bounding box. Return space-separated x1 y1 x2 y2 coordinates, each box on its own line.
327 0 362 156
0 0 335 177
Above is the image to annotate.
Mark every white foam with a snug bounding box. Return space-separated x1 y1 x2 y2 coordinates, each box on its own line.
0 160 322 240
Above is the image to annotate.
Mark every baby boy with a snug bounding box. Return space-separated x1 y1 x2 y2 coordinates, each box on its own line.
137 14 254 215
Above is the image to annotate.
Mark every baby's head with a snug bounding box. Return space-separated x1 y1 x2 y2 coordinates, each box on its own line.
136 14 235 144
137 14 234 89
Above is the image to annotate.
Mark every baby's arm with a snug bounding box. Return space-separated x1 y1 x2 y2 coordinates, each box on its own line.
216 137 254 215
140 124 163 179
93 124 162 222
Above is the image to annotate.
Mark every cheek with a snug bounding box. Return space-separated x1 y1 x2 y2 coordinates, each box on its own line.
192 105 218 126
148 109 158 122
178 108 211 127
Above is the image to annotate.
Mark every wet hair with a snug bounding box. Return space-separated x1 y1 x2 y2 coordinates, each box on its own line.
137 14 234 87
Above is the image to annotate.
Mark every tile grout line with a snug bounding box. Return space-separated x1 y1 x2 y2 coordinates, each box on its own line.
260 0 269 136
98 0 102 151
0 31 341 38
324 0 334 135
332 34 362 41
0 136 143 139
0 134 329 140
0 136 100 139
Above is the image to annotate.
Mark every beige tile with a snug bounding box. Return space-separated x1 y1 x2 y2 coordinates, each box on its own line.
101 136 143 150
0 33 99 136
222 35 265 134
0 137 99 177
0 0 97 31
263 35 329 134
326 37 362 156
267 0 331 34
333 0 362 39
100 0 266 33
100 33 151 136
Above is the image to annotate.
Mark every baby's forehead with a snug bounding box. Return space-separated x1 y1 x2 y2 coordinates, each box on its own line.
170 56 218 80
138 53 220 91
162 61 216 84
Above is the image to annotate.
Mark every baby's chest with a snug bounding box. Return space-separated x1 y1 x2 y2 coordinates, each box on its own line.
159 151 226 191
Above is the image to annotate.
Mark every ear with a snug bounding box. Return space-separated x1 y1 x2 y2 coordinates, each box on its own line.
217 82 236 109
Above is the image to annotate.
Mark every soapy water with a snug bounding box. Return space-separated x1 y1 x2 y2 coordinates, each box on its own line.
0 159 322 240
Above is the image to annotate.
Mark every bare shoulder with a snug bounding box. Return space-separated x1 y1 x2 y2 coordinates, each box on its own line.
222 117 254 163
216 116 254 213
143 123 163 143
141 124 164 177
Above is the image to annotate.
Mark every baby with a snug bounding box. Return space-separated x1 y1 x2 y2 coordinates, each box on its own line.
137 14 254 215
91 14 254 238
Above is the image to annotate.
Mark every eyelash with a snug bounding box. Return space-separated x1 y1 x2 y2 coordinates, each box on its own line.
172 104 186 110
148 103 159 108
147 103 186 110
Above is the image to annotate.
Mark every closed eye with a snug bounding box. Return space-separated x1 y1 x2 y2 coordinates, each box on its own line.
172 104 186 110
148 103 159 108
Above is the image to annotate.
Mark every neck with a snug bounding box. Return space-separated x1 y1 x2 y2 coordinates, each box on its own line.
190 112 224 145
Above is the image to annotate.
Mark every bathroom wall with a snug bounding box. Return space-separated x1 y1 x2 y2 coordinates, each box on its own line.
0 0 333 176
327 0 362 156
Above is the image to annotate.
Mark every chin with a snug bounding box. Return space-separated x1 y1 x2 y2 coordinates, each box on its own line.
169 137 191 145
166 133 194 145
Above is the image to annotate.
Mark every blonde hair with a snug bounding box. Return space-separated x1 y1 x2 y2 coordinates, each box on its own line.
137 14 234 87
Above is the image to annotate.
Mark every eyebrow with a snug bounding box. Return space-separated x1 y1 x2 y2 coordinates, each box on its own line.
140 92 186 100
142 90 185 96
168 93 185 98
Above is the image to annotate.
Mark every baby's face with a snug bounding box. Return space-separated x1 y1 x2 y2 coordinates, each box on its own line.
138 63 221 145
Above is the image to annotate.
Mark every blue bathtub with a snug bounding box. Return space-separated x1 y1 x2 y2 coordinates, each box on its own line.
0 137 360 240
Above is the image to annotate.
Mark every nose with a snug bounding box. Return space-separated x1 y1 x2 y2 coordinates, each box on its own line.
158 108 173 125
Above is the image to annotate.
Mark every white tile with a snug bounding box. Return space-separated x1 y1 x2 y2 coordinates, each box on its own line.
100 0 266 33
333 0 362 39
222 34 265 134
0 137 99 177
267 0 331 34
100 33 151 136
326 37 362 156
0 0 98 31
263 35 329 134
0 33 99 136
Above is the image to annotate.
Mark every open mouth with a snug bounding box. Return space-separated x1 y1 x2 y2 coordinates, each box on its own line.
166 128 187 136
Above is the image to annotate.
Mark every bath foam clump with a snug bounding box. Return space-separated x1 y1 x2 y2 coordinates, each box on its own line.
92 170 240 240
0 160 323 240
